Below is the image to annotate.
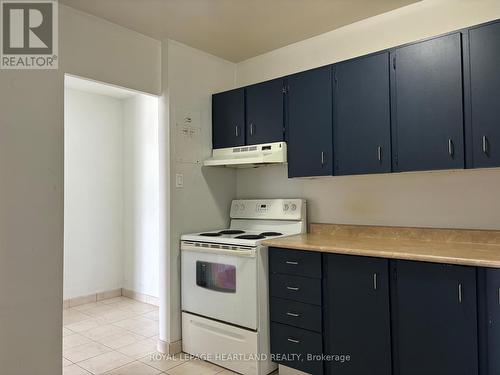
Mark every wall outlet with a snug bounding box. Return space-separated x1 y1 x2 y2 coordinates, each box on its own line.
175 173 184 188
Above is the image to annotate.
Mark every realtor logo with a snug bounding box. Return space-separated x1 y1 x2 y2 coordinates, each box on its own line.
1 0 58 69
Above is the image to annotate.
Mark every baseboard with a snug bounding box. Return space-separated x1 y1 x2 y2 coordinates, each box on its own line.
122 288 159 306
157 339 182 355
63 288 159 309
64 288 122 308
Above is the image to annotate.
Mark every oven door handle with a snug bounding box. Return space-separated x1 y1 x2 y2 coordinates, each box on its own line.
181 243 256 258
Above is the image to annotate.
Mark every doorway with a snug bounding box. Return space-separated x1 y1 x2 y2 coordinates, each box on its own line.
62 75 161 374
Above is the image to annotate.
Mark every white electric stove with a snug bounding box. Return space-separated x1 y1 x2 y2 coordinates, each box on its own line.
181 199 307 375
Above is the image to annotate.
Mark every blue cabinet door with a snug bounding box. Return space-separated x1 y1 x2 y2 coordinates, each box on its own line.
478 268 500 375
393 261 478 375
334 52 392 175
212 88 245 149
468 21 500 168
392 34 465 172
324 254 392 375
245 78 285 145
287 66 333 177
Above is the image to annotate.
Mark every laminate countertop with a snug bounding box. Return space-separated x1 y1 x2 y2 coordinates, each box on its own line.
263 224 500 268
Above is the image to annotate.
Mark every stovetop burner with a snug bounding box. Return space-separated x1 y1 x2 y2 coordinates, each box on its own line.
199 232 222 237
219 230 246 235
235 234 266 240
260 232 283 237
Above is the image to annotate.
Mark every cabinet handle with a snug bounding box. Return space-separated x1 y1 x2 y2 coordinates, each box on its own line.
321 151 326 166
286 312 300 317
448 139 454 158
458 283 463 303
286 286 300 291
377 146 382 163
285 261 298 265
498 287 500 305
250 123 255 136
373 273 378 291
287 338 300 344
482 136 489 155
235 125 239 137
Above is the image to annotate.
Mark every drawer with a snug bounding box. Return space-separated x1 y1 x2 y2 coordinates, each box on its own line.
270 273 322 305
270 297 322 332
270 322 324 375
270 247 322 278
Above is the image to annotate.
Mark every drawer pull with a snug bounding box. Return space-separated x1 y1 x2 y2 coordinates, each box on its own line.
287 338 300 344
286 312 300 317
285 261 299 265
286 286 300 291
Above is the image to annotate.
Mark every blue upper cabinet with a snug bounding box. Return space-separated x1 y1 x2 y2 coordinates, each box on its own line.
468 21 500 168
334 52 392 175
245 78 285 145
391 33 465 172
212 88 245 149
287 66 333 178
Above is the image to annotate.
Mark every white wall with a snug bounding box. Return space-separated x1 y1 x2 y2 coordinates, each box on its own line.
0 5 161 374
235 0 500 231
123 95 160 298
159 40 237 345
64 89 124 299
64 87 160 300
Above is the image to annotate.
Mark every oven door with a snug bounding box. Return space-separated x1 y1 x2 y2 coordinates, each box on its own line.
181 241 258 330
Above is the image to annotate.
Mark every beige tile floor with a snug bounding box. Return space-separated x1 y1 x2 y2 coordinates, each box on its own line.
63 297 238 375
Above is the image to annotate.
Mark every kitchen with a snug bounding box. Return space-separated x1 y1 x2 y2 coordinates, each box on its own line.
1 1 500 375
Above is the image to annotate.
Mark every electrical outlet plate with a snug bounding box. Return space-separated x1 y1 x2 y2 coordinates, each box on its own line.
174 108 202 164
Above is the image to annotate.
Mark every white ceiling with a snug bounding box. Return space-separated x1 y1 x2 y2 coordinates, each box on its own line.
60 0 420 62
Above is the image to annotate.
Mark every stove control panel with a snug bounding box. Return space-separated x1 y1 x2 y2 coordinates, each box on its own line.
230 199 305 220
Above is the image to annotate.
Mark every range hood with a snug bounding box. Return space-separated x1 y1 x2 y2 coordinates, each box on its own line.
204 142 287 168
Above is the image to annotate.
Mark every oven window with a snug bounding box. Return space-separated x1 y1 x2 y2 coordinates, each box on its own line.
196 261 236 293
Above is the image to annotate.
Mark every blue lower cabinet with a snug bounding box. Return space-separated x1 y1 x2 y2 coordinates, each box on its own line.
270 273 322 305
324 254 392 375
269 247 322 278
392 260 478 375
478 268 500 375
269 248 487 375
270 322 324 374
270 297 322 333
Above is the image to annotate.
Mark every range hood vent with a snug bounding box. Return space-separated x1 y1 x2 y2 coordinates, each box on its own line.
204 142 287 168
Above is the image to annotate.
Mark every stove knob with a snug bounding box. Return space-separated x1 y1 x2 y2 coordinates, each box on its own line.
283 203 289 211
240 204 245 211
233 204 239 211
291 204 297 211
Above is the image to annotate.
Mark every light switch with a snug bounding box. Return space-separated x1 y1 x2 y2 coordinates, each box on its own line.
175 173 184 188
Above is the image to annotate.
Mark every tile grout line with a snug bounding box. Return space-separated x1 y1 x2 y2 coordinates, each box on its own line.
63 297 160 373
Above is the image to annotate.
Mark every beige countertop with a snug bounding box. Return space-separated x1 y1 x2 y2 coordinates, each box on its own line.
263 224 500 268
